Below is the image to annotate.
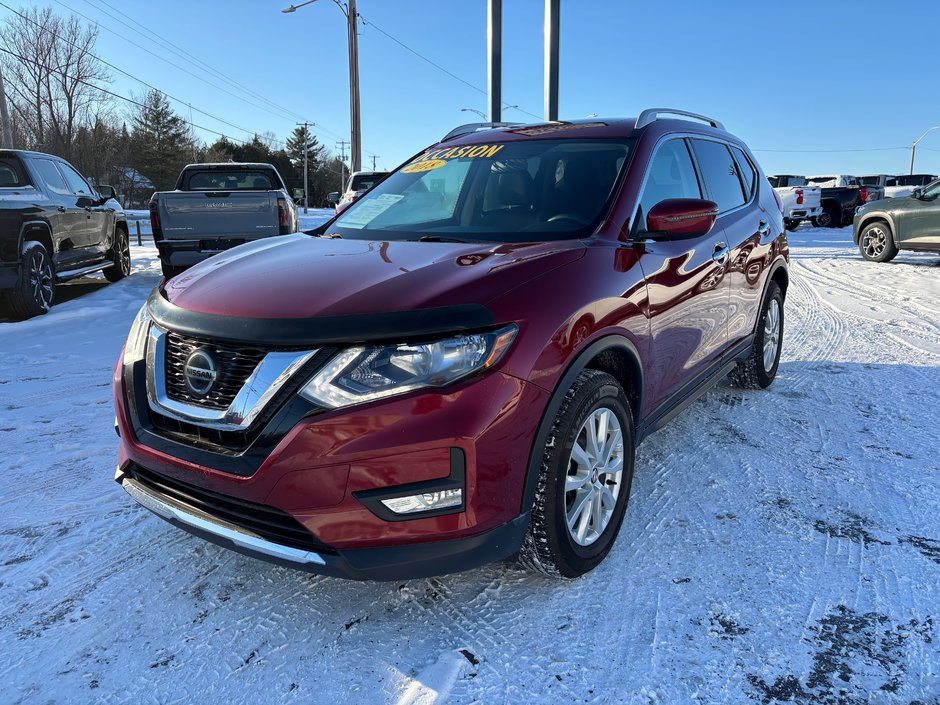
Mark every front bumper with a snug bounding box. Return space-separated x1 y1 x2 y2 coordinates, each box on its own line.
116 462 529 580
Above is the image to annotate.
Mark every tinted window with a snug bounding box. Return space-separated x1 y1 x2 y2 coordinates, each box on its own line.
691 139 745 212
57 162 92 195
185 170 275 190
330 138 633 243
350 173 388 192
638 139 701 217
857 176 885 186
32 159 70 195
0 158 27 187
731 146 756 200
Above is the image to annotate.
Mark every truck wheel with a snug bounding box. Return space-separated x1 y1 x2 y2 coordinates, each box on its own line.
7 241 55 320
519 369 635 578
785 220 801 232
815 204 839 228
858 222 899 263
103 226 131 282
730 281 784 389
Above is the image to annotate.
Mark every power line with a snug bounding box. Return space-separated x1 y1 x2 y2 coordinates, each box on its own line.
752 147 908 153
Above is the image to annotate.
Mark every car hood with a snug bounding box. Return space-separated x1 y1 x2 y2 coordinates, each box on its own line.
162 233 585 319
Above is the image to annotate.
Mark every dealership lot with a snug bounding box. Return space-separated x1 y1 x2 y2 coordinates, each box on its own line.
1 225 938 704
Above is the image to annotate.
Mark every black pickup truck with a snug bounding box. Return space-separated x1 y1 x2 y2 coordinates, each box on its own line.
805 175 884 228
0 150 130 320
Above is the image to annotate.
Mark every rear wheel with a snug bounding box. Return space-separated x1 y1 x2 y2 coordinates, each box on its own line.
730 281 784 389
519 369 635 578
6 241 55 320
814 203 839 228
785 220 801 232
103 226 131 282
858 222 899 262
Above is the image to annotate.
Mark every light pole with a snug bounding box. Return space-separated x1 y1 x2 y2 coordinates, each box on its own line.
910 125 940 175
283 0 361 172
461 107 487 120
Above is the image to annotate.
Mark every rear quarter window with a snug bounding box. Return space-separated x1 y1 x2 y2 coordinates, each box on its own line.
691 139 746 213
731 146 756 200
0 158 28 187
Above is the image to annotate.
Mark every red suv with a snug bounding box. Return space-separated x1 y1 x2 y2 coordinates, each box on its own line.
114 110 788 580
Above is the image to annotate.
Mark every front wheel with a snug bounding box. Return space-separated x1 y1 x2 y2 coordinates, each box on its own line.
103 226 131 282
730 281 784 389
519 369 635 578
858 222 899 263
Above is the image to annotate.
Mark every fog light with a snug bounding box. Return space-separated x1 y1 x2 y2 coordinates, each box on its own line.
380 488 463 515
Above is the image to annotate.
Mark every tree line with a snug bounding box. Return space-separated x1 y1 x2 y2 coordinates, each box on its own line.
0 5 349 208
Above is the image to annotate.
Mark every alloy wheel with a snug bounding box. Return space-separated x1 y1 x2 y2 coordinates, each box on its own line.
565 407 624 546
118 232 131 275
29 250 54 309
862 226 887 258
763 298 781 372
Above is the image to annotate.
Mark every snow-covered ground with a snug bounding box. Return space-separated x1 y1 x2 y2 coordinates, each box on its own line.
1 224 938 704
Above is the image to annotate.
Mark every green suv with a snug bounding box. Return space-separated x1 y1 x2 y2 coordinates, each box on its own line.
854 178 940 262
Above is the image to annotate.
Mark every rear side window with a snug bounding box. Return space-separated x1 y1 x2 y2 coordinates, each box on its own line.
638 139 702 217
731 146 756 200
31 159 71 195
185 170 275 191
691 139 746 213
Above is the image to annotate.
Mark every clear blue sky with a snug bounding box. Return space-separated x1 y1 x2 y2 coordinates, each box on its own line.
7 0 940 176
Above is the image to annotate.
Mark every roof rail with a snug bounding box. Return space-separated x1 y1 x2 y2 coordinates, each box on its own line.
635 108 725 131
440 121 524 142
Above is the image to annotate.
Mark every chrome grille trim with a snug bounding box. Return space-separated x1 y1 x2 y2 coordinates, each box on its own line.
146 326 318 431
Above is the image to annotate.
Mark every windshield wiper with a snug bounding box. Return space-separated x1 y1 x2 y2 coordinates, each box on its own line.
416 235 472 243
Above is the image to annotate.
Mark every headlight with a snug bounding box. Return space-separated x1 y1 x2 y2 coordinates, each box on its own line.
299 325 517 409
123 304 151 365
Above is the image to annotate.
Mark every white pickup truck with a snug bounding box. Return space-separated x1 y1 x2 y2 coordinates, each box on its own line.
767 175 822 231
149 163 298 278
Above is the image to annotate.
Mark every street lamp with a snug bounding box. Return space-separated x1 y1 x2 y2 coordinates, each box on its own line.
910 125 940 175
282 0 361 173
460 108 487 120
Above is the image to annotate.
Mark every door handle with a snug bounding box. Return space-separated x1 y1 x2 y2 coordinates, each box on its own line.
758 220 771 237
712 242 730 265
56 206 66 213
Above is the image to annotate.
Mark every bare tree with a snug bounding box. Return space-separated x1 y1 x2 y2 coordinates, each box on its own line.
0 5 111 157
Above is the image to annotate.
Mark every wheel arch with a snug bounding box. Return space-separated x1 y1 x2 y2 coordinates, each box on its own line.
520 335 644 514
855 213 896 246
18 221 54 262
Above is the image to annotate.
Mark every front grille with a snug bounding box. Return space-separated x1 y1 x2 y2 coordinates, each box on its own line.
125 462 335 554
164 332 268 410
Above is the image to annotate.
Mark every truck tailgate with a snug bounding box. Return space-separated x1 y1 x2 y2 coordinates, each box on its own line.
159 191 279 240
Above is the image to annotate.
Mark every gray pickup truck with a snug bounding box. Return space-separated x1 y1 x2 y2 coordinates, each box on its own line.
150 163 298 278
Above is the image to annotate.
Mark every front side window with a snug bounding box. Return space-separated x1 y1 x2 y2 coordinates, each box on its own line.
57 162 92 195
638 139 702 218
328 138 633 243
32 159 70 195
691 139 746 213
921 179 940 199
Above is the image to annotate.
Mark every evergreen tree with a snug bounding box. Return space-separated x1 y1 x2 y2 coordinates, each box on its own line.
128 90 192 190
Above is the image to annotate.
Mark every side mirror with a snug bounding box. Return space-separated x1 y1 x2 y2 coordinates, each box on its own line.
911 187 923 199
98 184 116 199
293 188 305 201
326 191 340 205
646 198 719 240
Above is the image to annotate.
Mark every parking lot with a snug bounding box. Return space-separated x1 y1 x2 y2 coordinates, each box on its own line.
1 224 937 704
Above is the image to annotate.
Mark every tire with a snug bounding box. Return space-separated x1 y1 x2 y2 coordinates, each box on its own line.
6 241 56 320
815 204 839 228
519 369 635 578
161 262 184 280
730 281 784 390
785 220 801 232
103 226 131 282
858 221 899 263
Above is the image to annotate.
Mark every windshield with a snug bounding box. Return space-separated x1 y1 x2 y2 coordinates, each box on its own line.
183 170 276 191
327 138 633 243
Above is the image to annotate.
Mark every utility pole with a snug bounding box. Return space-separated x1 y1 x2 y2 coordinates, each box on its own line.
0 65 14 149
488 0 502 123
370 155 379 171
188 103 197 162
544 0 560 121
336 139 350 193
297 121 311 213
910 125 940 175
